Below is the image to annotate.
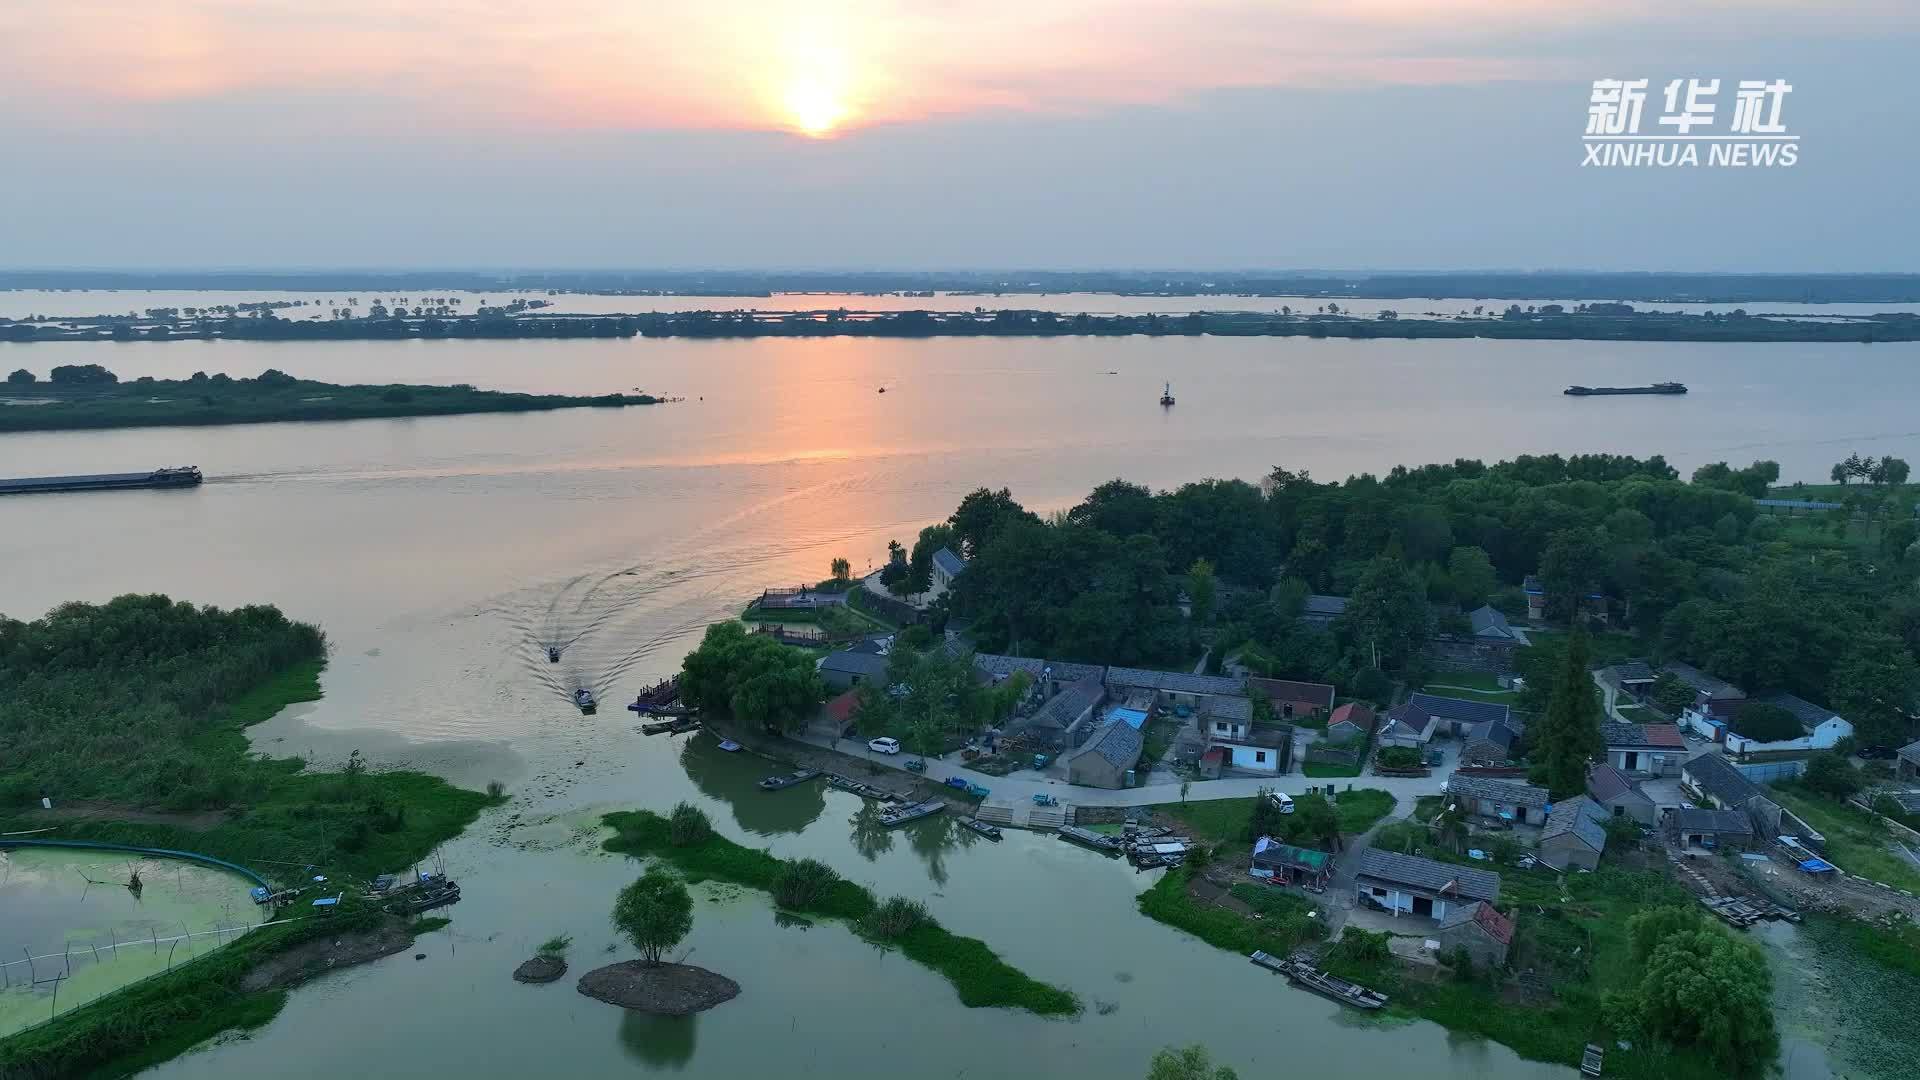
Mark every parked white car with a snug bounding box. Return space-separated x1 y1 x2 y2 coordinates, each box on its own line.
868 737 901 755
1265 790 1295 814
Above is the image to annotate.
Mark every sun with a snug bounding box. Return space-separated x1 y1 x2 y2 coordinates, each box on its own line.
783 74 848 137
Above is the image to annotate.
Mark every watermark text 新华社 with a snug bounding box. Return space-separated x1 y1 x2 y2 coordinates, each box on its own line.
1584 79 1797 167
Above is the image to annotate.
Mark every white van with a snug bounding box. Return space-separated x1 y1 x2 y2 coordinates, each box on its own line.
1265 791 1295 814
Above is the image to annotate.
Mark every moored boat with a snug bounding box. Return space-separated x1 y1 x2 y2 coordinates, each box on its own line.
1249 952 1388 1010
879 799 945 827
758 769 823 791
959 818 1003 841
1056 825 1124 856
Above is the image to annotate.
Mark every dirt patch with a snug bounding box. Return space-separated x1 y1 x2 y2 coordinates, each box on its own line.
239 917 415 992
15 800 229 830
513 955 568 983
576 961 740 1015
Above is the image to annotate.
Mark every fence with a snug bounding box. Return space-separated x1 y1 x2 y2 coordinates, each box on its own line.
1 915 307 1037
1733 759 1806 784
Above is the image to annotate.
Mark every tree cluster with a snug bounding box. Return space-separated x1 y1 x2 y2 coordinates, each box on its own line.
678 621 824 733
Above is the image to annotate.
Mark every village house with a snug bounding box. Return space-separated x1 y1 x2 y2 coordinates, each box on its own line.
1586 763 1656 826
817 649 891 691
1723 692 1853 756
1602 721 1686 777
1460 714 1525 765
1900 740 1920 783
1667 807 1755 851
1104 667 1247 710
1680 751 1765 815
1378 703 1437 748
1436 901 1515 970
1061 716 1144 788
1444 774 1553 826
1466 604 1523 643
930 547 967 590
1355 850 1501 925
1204 695 1293 774
815 688 863 738
1249 836 1333 890
1601 660 1657 701
1300 594 1348 629
1326 702 1376 744
1538 796 1610 871
1005 673 1106 750
1380 693 1513 757
1666 661 1747 739
1247 677 1335 723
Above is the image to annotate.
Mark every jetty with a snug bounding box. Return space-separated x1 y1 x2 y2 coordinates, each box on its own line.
879 799 946 828
1056 825 1124 856
1249 952 1388 1010
626 676 682 713
0 466 202 496
757 769 822 792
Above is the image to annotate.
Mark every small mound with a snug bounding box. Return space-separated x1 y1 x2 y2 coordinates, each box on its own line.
576 961 740 1015
513 955 568 983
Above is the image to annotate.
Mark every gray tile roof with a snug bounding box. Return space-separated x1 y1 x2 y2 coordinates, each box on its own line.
1104 667 1247 697
1900 740 1920 768
1025 674 1105 731
1407 692 1510 727
1303 594 1348 618
1446 775 1551 808
1671 807 1753 834
932 547 967 577
1437 900 1515 945
1662 662 1744 701
1607 660 1656 683
1752 691 1840 734
972 653 1047 680
1683 752 1763 809
1045 661 1108 684
1468 605 1516 639
1380 702 1437 741
1074 717 1144 769
1355 850 1500 903
1586 764 1645 804
819 651 891 678
1602 722 1685 749
1247 677 1335 710
1542 797 1609 852
1467 717 1519 753
1209 696 1252 722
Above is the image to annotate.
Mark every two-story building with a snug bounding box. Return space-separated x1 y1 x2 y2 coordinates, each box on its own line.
1722 692 1853 756
1602 721 1685 777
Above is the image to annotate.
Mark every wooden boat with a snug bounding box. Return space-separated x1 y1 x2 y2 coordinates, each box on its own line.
879 799 945 827
1581 1042 1605 1077
641 716 698 735
959 818 1002 841
1056 825 1124 856
1249 952 1388 1010
758 769 822 792
383 878 462 915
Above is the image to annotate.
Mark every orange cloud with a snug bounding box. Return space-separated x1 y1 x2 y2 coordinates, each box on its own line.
2 1 1911 135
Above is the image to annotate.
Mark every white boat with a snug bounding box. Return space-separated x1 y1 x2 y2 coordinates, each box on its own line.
575 688 597 713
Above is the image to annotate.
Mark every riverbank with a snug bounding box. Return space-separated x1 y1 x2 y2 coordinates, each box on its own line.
0 596 498 1076
0 368 662 434
601 809 1079 1016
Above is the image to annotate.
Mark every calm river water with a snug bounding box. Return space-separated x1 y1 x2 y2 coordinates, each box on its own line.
3 329 1911 1077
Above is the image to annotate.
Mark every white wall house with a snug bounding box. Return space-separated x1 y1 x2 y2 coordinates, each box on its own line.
1722 693 1852 756
1221 742 1283 772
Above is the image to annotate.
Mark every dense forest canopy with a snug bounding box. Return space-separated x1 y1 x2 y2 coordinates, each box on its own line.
931 453 1920 744
0 594 326 806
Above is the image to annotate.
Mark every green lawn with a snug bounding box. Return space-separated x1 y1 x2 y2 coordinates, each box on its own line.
1424 671 1506 692
1334 788 1396 833
1303 759 1364 778
1767 784 1920 893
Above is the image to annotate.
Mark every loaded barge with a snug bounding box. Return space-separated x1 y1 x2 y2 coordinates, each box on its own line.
0 465 202 496
1564 382 1687 396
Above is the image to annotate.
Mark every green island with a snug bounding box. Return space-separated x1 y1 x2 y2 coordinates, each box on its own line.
0 364 661 434
0 595 496 1079
600 807 1079 1016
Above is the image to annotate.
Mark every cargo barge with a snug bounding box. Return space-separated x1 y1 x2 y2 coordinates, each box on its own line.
0 466 202 495
1564 382 1687 396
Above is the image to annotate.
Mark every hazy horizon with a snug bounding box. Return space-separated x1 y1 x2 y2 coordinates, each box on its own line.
6 2 1916 271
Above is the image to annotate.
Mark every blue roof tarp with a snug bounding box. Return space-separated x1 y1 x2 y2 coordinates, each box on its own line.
1107 707 1149 730
1797 858 1837 874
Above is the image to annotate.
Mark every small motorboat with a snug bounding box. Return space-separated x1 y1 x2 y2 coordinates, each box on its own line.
1159 382 1175 407
548 647 561 663
877 386 887 394
575 688 597 714
717 739 742 752
959 818 1002 841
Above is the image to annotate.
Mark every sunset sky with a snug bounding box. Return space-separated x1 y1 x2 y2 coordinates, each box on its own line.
4 1 1915 269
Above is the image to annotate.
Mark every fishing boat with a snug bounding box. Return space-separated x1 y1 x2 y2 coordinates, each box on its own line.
1159 381 1175 406
547 647 560 663
383 877 462 915
1056 825 1124 856
1564 382 1687 396
641 715 699 735
959 818 1003 841
879 799 945 827
1250 952 1388 1010
758 769 822 791
574 688 597 714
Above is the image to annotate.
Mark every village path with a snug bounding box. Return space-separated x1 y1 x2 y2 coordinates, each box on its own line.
789 730 1449 811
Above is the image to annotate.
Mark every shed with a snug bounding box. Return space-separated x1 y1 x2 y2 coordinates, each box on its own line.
1326 702 1377 744
1445 775 1551 825
817 649 890 691
1250 836 1334 890
1586 763 1655 826
1668 807 1754 851
1436 900 1514 970
1246 677 1335 721
1539 797 1609 871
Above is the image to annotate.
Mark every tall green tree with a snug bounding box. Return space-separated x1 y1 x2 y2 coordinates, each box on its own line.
1830 634 1919 746
1186 558 1217 625
1340 557 1432 671
1446 546 1498 607
1534 628 1605 797
612 866 694 966
1626 929 1777 1074
679 621 823 733
1146 1044 1239 1080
